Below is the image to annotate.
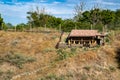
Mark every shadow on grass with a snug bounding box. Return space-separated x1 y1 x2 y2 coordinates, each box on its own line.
116 48 120 69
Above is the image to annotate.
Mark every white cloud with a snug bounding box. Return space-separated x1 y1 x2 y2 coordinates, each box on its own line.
95 0 120 6
0 1 74 24
52 1 61 4
34 0 47 3
102 1 120 6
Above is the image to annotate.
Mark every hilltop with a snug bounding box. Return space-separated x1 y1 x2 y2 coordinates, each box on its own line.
0 31 120 80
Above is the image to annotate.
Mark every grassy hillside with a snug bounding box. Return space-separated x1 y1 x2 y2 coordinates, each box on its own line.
0 31 120 80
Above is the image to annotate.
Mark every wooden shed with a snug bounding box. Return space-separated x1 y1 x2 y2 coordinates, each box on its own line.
66 30 105 47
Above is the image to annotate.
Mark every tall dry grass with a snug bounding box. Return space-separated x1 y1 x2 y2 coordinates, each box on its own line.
0 30 120 80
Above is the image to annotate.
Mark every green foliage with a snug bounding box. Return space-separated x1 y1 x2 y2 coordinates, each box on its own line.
0 52 36 69
0 7 119 32
83 66 91 71
15 23 27 31
0 14 3 30
5 70 14 80
105 37 110 43
25 7 120 32
2 23 8 31
90 8 101 25
82 11 91 22
56 49 77 61
56 49 69 60
70 47 77 53
38 74 65 80
81 74 88 80
75 8 119 31
0 70 14 80
114 9 120 29
101 9 115 25
42 48 55 53
0 70 3 76
27 7 62 29
109 66 116 72
62 19 75 32
6 23 13 28
48 17 62 28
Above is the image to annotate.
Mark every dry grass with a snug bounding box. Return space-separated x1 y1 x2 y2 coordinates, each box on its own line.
0 31 120 80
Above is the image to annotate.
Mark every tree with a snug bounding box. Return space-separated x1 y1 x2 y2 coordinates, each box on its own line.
0 14 3 30
2 23 8 31
6 23 13 28
114 9 120 29
27 7 49 28
27 6 63 31
82 11 90 22
90 8 102 26
62 19 75 32
101 9 115 30
16 23 27 31
47 16 62 28
74 1 86 21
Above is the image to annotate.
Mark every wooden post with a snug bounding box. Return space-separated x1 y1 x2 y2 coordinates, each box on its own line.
15 26 16 32
29 23 32 32
94 41 96 46
1 23 3 30
68 40 70 45
44 24 46 31
89 41 91 47
84 41 85 45
73 40 75 44
59 24 61 32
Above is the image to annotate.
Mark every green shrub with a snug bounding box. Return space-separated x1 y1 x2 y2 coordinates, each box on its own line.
0 70 3 76
56 49 78 61
51 36 58 40
105 37 110 43
109 66 116 72
57 49 68 60
38 74 57 80
43 48 55 53
81 75 88 80
70 47 77 53
83 47 88 51
0 52 36 69
2 70 14 80
38 74 65 80
83 66 91 71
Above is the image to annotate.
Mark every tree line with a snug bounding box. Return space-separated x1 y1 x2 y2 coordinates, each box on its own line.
0 5 120 32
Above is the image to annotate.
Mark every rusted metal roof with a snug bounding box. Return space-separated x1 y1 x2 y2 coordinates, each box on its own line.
69 30 102 37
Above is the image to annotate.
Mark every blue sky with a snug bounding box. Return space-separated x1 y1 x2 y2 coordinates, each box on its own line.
0 0 120 25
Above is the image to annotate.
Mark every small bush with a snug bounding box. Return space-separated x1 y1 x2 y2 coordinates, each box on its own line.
56 49 78 61
109 66 116 72
0 52 36 69
0 70 3 76
43 48 55 53
83 66 91 71
38 74 65 80
0 70 14 80
51 36 58 40
57 49 69 60
105 37 110 43
83 47 88 51
81 74 88 80
70 47 77 53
